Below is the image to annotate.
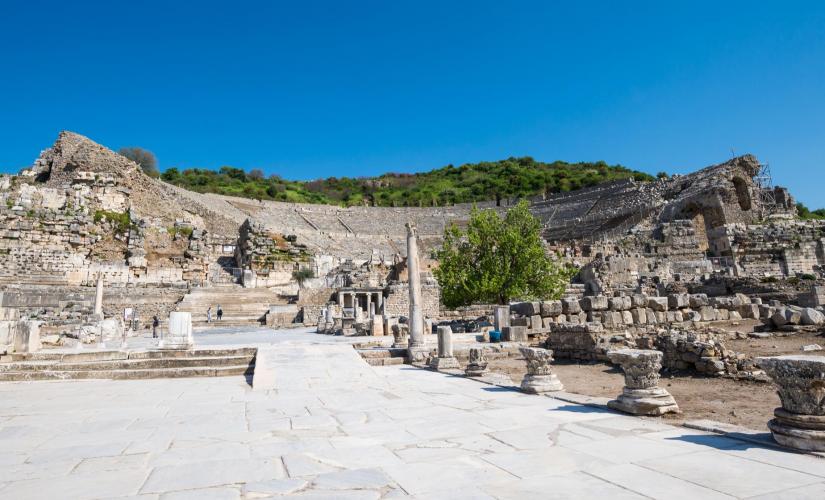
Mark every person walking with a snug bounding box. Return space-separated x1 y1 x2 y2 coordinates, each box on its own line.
217 305 223 321
207 306 212 323
152 315 159 339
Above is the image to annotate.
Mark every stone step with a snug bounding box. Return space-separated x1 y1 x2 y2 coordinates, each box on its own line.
0 355 255 372
0 364 254 381
12 347 257 362
363 357 405 367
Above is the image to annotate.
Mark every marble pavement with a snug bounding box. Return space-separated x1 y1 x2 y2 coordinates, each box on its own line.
1 327 825 499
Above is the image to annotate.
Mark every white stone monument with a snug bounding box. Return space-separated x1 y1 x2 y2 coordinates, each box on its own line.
159 312 194 350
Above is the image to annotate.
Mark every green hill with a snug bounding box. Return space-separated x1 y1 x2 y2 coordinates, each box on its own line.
160 156 654 207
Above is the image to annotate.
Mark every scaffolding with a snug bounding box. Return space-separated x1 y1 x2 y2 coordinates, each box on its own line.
755 162 777 219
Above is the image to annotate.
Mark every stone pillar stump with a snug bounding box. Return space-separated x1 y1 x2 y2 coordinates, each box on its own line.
465 347 489 377
430 326 460 370
607 349 679 416
391 323 409 348
757 355 825 452
519 347 564 393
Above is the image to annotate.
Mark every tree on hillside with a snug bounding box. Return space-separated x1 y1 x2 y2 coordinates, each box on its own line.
797 202 825 220
434 200 574 307
118 147 159 178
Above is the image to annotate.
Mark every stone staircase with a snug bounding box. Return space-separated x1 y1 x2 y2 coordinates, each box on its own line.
357 347 408 366
0 347 256 381
175 286 288 326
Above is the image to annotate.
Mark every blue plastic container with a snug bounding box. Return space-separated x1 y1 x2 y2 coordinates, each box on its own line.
489 330 502 343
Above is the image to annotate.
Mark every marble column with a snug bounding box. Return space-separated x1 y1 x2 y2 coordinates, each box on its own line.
494 305 510 331
757 355 825 451
94 273 104 317
430 326 460 370
607 349 679 416
465 347 489 377
406 222 424 348
519 347 564 393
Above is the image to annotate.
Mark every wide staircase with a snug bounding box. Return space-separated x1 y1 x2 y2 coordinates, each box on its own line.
357 347 408 366
0 347 256 381
175 286 288 327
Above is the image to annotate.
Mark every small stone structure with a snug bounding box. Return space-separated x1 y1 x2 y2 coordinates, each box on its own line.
465 347 488 377
518 347 564 394
607 349 679 416
159 311 193 350
757 355 825 452
391 323 409 348
430 325 460 370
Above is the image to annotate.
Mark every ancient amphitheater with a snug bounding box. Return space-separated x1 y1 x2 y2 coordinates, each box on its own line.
2 132 825 499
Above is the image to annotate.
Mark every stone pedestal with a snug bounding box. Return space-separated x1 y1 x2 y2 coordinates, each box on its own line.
519 347 564 393
757 355 825 452
430 326 460 370
465 347 489 377
494 305 510 332
98 319 124 349
607 349 679 416
13 320 41 354
159 312 193 350
391 323 409 348
371 315 385 336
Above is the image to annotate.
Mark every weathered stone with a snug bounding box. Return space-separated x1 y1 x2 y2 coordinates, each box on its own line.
493 305 510 331
391 323 409 348
581 296 608 312
465 347 489 377
159 312 193 350
689 294 709 308
540 300 563 317
668 294 689 309
518 347 564 393
371 314 385 336
562 298 581 315
530 314 543 330
699 306 717 322
607 349 679 416
647 297 668 312
430 326 459 370
800 308 824 326
757 355 825 451
502 325 528 342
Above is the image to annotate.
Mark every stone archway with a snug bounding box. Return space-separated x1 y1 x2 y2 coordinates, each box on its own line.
732 177 752 211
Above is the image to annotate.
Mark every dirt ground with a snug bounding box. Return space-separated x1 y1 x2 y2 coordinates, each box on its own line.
486 330 825 431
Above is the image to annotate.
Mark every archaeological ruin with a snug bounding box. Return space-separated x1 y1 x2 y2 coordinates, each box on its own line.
1 130 825 458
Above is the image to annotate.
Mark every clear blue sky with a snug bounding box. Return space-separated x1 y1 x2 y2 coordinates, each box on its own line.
2 1 824 207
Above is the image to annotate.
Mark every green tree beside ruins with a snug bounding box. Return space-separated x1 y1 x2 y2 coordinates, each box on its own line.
434 200 574 307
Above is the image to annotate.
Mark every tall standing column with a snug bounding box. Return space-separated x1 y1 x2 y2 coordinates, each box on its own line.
406 222 424 348
93 273 104 317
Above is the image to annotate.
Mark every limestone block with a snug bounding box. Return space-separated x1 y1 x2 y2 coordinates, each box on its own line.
717 309 730 321
631 294 648 308
739 304 760 319
631 308 647 325
621 311 634 325
785 308 803 325
511 317 529 327
689 294 709 308
503 326 528 342
465 347 488 377
511 301 540 317
13 319 41 353
609 297 624 311
582 296 608 312
530 315 543 330
656 311 667 323
728 310 742 321
371 315 385 336
699 306 717 322
493 305 510 331
685 310 702 322
540 300 562 317
542 316 554 328
647 297 668 312
99 319 123 346
668 294 689 309
391 323 409 348
562 298 581 315
801 308 824 326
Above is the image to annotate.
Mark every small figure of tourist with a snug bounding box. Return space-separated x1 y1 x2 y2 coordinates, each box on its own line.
152 315 159 338
207 306 212 323
217 305 223 321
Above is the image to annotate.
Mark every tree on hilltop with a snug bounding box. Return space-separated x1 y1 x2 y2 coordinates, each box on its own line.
119 147 159 178
434 200 574 307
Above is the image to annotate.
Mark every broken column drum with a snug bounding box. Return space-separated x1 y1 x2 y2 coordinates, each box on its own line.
519 347 564 393
757 355 825 452
607 349 679 416
430 326 460 370
391 323 409 348
465 347 489 377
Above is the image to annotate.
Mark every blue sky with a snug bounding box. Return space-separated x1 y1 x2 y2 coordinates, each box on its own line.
1 1 824 207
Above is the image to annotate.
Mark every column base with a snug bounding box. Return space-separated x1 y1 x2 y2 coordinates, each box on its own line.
608 387 679 416
768 408 825 452
430 356 460 371
407 346 429 363
520 374 564 394
465 365 489 377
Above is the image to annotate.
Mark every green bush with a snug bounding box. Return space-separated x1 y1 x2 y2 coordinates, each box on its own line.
94 210 132 234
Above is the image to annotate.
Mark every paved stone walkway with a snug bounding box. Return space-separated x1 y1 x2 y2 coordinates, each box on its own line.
2 329 825 499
